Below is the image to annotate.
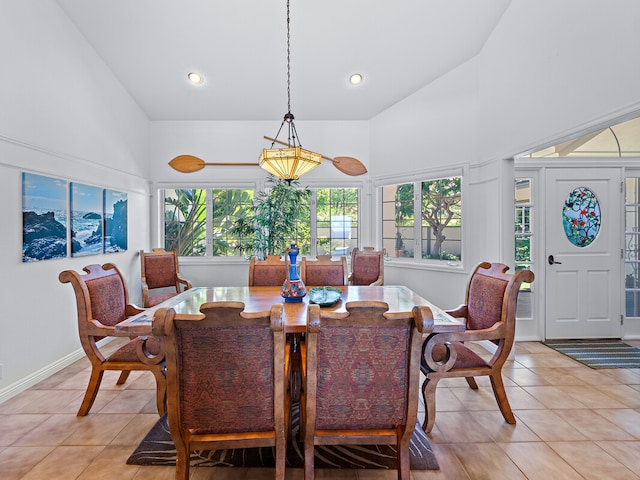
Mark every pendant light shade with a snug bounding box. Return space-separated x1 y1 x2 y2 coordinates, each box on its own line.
260 0 321 182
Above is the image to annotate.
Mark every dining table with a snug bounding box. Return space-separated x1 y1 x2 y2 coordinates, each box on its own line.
115 284 465 335
115 285 465 403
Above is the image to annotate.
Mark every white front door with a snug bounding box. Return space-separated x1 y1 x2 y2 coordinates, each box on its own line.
545 167 623 339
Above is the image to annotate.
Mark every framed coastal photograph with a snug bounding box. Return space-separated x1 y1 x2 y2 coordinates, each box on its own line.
22 173 68 262
104 189 128 253
70 182 103 257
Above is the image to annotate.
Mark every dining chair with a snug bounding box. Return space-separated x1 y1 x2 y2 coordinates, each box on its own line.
248 255 287 286
300 255 348 286
140 248 192 307
302 301 433 480
58 263 166 417
348 247 385 286
420 262 535 433
152 302 287 480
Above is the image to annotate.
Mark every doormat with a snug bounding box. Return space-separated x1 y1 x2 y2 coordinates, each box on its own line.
542 339 640 369
127 404 438 470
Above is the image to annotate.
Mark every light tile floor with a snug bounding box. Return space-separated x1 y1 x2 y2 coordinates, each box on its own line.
1 340 639 479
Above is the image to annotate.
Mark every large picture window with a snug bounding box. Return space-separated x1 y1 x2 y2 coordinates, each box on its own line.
162 186 358 258
382 177 462 262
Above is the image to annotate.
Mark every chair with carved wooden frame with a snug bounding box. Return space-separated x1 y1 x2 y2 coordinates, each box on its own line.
420 262 535 433
300 255 348 286
59 263 166 417
348 247 385 286
302 301 433 480
151 302 287 480
248 255 287 286
140 248 192 307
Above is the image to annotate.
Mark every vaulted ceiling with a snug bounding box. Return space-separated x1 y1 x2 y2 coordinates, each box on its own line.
55 0 511 121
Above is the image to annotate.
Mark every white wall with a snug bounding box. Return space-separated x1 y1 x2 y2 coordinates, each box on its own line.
0 1 151 397
479 0 640 160
369 0 640 315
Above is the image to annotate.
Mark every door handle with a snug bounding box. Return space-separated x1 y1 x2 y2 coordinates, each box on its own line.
548 255 562 265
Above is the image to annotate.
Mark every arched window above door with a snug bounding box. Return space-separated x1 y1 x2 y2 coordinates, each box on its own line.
527 116 640 158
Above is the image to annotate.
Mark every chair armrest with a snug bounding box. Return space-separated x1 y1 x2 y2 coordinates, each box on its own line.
141 279 150 306
125 304 145 317
137 336 165 365
370 278 383 286
176 274 192 290
445 304 468 318
422 322 506 372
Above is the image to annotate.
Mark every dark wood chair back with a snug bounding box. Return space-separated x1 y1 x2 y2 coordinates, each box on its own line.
301 255 347 286
348 247 385 286
248 255 287 286
152 301 287 480
302 301 433 479
140 248 192 307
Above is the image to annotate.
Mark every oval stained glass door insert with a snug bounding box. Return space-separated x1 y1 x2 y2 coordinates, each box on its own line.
562 187 601 247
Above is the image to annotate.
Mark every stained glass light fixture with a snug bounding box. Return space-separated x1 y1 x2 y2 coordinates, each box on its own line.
259 0 322 183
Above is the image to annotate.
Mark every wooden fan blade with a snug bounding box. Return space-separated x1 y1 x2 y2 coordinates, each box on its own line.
332 157 368 176
169 155 206 173
262 136 367 176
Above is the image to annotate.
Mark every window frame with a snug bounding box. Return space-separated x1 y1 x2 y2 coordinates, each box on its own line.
376 169 465 271
157 180 363 263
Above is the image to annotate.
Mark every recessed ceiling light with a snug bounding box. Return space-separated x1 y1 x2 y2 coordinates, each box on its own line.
188 72 204 85
349 73 363 85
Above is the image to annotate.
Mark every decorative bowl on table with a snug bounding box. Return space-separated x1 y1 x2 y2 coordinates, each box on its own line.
308 286 342 307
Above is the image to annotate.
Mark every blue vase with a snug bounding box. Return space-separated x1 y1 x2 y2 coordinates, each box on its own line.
282 244 306 303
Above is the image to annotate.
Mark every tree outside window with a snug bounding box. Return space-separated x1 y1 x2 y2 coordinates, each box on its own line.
382 176 462 263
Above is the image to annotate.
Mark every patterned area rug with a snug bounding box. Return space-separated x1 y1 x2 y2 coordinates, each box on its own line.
127 404 438 470
543 339 640 369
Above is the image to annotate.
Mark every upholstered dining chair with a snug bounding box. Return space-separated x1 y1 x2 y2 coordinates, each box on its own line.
420 262 535 433
58 263 166 417
348 247 385 286
248 255 287 286
300 255 348 286
152 302 287 480
302 301 433 480
140 248 192 307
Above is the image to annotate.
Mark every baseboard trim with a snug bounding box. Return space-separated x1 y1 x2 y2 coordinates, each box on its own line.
0 338 112 404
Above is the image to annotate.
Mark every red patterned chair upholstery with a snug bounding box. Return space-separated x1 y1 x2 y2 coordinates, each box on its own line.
152 302 287 480
59 263 166 417
420 262 535 432
348 247 385 286
300 255 347 286
248 255 287 286
302 301 433 480
140 248 192 307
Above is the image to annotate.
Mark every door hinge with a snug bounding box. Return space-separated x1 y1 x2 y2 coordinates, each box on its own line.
621 181 624 193
621 314 624 325
621 248 625 260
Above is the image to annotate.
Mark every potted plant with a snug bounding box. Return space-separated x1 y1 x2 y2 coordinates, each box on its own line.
395 231 405 257
230 175 311 258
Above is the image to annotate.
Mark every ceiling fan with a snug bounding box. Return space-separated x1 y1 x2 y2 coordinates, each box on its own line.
168 136 368 176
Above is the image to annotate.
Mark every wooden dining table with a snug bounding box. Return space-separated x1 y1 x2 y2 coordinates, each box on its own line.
115 285 465 335
115 285 465 403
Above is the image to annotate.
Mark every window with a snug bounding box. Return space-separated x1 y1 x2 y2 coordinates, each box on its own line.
625 177 640 317
162 186 358 258
382 177 462 262
164 188 208 256
212 188 255 256
315 188 359 256
514 178 534 318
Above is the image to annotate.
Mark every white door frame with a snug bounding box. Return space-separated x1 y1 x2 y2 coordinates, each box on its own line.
514 159 629 341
